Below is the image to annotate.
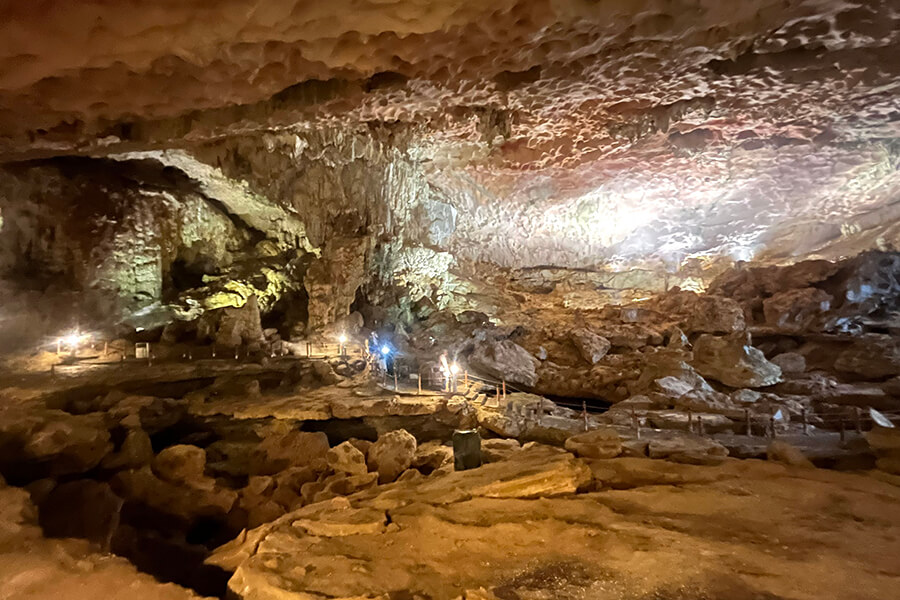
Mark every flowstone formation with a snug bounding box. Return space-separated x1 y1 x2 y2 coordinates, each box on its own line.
1 1 900 599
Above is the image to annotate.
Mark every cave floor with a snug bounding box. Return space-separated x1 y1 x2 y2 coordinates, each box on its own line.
212 445 900 600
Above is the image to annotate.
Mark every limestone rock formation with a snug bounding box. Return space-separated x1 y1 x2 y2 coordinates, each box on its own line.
210 295 265 348
770 352 806 375
469 338 539 388
304 237 368 332
152 445 213 489
646 433 729 465
0 407 112 479
835 335 900 379
692 332 783 388
209 448 899 600
570 329 611 364
763 288 832 331
0 475 204 600
326 441 369 476
367 429 417 484
564 427 622 459
866 426 900 475
249 430 330 476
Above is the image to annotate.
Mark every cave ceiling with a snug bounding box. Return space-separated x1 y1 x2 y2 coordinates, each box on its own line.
1 0 900 273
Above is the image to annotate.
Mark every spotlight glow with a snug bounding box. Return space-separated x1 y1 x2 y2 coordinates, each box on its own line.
450 363 460 375
380 345 391 355
338 334 348 344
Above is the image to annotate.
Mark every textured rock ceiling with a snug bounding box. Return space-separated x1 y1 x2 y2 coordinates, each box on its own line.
1 0 900 271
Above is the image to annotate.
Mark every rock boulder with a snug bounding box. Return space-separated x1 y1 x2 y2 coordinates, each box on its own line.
326 441 369 476
469 338 539 387
692 332 782 388
367 429 417 483
564 427 622 459
571 329 611 364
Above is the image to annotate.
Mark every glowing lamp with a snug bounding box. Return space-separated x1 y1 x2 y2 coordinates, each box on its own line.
60 333 83 347
338 334 347 344
380 345 391 355
450 363 460 375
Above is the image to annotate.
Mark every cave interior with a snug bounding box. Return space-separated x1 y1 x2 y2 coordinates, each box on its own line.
0 2 900 600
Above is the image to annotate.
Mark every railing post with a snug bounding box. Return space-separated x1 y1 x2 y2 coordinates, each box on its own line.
745 409 751 437
839 417 846 442
801 408 808 435
854 407 862 433
687 409 693 433
583 401 589 432
394 369 398 391
698 416 705 436
502 379 507 399
768 413 775 438
417 373 422 395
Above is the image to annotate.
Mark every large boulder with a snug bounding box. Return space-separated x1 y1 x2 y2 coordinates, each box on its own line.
367 429 417 483
650 290 745 334
480 438 522 463
0 407 112 478
469 338 540 387
152 445 212 489
564 427 622 459
835 334 900 379
411 440 454 472
201 294 265 348
326 441 368 476
692 332 782 388
866 426 900 475
102 428 154 470
250 430 330 475
570 329 611 364
238 476 286 528
648 411 734 434
647 433 729 465
770 352 806 375
762 287 832 331
112 466 238 522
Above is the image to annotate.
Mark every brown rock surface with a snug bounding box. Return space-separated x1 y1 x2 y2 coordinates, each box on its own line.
326 441 369 476
0 477 207 600
367 429 418 484
692 332 783 388
564 427 622 459
209 448 900 600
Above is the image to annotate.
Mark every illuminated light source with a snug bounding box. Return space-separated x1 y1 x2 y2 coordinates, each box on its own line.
450 363 460 375
57 331 89 356
338 334 347 344
380 345 391 355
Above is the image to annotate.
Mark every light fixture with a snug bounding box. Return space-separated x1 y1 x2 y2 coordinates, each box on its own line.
60 332 83 348
338 334 347 344
450 363 460 375
380 345 391 355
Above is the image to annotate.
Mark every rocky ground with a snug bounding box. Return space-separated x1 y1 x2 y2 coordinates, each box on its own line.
211 445 900 600
0 252 899 599
0 341 898 599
